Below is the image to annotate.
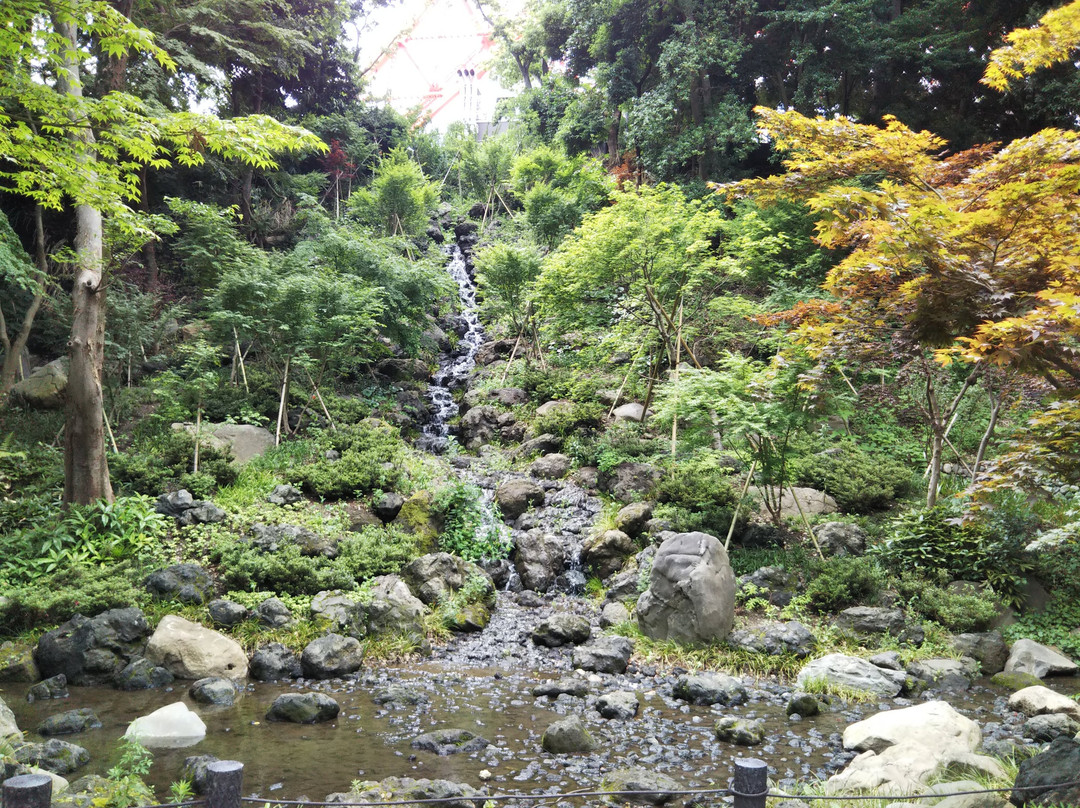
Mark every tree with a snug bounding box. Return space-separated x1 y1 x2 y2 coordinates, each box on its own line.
0 0 324 504
0 211 49 396
984 0 1080 91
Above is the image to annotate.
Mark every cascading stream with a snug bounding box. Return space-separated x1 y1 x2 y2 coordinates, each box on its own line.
418 244 485 453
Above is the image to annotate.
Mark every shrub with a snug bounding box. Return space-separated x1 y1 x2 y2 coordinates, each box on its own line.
433 480 511 561
797 555 885 614
290 421 405 499
111 430 238 496
531 401 606 439
894 574 1000 632
336 525 422 581
211 540 356 595
653 453 740 536
0 563 148 634
791 444 915 514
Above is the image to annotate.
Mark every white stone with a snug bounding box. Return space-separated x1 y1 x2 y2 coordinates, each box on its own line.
843 701 981 754
1005 639 1079 678
754 486 838 518
796 653 903 698
0 695 20 739
146 615 249 680
172 422 274 464
612 403 647 422
125 702 206 749
1009 685 1080 720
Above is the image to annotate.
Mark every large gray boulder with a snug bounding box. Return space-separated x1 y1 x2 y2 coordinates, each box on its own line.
514 530 565 592
13 739 89 774
1005 639 1079 678
1011 737 1080 807
951 631 1008 675
835 607 906 637
541 715 596 753
636 532 735 644
672 672 746 706
145 564 214 604
266 693 339 724
796 653 904 698
145 615 248 680
599 462 661 501
496 478 546 520
366 575 426 639
36 608 151 686
172 422 274 464
460 405 500 450
614 502 653 540
335 776 484 808
114 658 174 690
300 634 364 678
188 677 238 706
572 636 634 674
816 522 867 557
0 695 18 739
10 358 67 409
410 729 490 755
1008 685 1080 721
248 643 301 681
596 691 639 720
530 453 572 480
600 768 680 805
400 553 494 607
531 614 591 647
581 529 634 579
37 708 101 736
727 620 816 657
310 590 366 636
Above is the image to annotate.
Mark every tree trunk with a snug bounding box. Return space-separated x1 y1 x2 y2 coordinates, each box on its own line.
606 110 621 167
0 208 47 397
926 428 943 509
57 18 113 505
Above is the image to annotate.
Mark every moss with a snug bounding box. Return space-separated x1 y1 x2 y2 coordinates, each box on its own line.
990 671 1044 691
392 491 441 553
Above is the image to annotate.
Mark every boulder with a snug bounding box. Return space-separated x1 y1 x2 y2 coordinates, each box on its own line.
365 575 426 638
991 671 1044 691
843 701 980 754
410 728 490 755
612 403 648 422
179 754 219 794
376 357 430 382
906 658 978 689
125 702 206 749
582 529 635 579
796 654 903 698
727 621 816 658
36 607 150 686
145 615 248 680
535 400 573 417
37 709 101 736
172 422 274 464
599 462 661 501
460 405 500 450
951 631 1009 675
816 522 867 557
541 715 596 753
600 768 680 806
1008 685 1080 721
672 672 746 706
26 674 68 702
572 636 634 674
0 695 19 738
373 492 406 522
155 489 195 518
13 739 88 774
400 553 494 607
514 530 566 592
1011 737 1080 807
715 716 764 746
756 486 837 519
391 490 441 550
1005 639 1079 678
1023 713 1080 742
518 433 562 457
207 599 249 627
532 676 590 698
335 777 483 808
0 643 39 683
115 658 174 690
372 684 429 707
530 453 572 480
835 607 907 637
600 601 631 629
786 693 823 718
250 523 337 558
266 693 340 724
310 590 366 636
248 643 301 681
188 677 238 706
11 358 67 409
636 532 735 644
496 479 546 520
256 597 295 628
177 501 226 526
300 634 364 678
614 502 653 539
266 484 303 506
531 614 592 647
597 690 639 720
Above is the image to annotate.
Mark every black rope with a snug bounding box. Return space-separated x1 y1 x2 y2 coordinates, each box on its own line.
238 788 735 806
774 777 1080 802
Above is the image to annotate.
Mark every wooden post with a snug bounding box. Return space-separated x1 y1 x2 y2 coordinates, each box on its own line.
3 773 52 808
206 760 244 808
724 460 756 553
732 758 768 808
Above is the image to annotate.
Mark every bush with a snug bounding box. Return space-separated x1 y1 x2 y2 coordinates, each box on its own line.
0 563 148 634
894 574 1000 632
433 480 511 561
211 540 356 595
290 421 405 499
653 453 740 536
111 430 239 496
336 525 422 581
791 444 915 514
798 555 885 614
531 401 606 439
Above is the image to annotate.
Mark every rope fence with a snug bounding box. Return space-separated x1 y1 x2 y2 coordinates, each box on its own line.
4 759 1079 808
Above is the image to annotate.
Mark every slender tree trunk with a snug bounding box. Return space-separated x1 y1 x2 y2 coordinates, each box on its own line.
606 109 621 167
141 166 159 289
0 209 47 397
57 18 113 505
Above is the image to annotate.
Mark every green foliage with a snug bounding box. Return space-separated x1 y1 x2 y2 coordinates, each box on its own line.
894 574 1000 632
1001 599 1080 661
568 422 661 473
0 563 147 634
111 430 238 496
349 148 437 237
335 525 422 581
792 444 916 514
474 241 542 329
291 421 405 499
653 452 740 536
531 401 606 439
433 480 511 562
103 737 156 808
212 539 355 595
166 199 265 290
794 556 885 615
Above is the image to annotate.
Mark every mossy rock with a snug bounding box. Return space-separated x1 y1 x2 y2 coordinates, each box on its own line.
0 642 39 683
444 603 490 633
991 671 1044 691
392 491 441 553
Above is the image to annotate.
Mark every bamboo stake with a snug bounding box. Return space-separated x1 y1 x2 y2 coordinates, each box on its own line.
724 459 756 552
193 405 202 473
670 300 684 461
233 326 250 393
608 341 647 418
275 356 291 446
789 485 824 560
102 407 119 454
640 349 659 426
304 367 337 431
836 365 860 400
499 313 530 386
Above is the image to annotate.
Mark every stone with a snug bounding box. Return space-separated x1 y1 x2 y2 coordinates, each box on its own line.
786 693 822 717
442 602 490 633
612 403 648 422
0 643 39 683
843 701 980 754
460 405 500 450
614 502 653 539
266 484 303 506
366 575 427 638
600 768 681 806
410 728 490 755
372 685 429 707
266 693 340 724
536 400 574 417
672 672 747 706
36 607 151 686
572 636 634 674
207 599 249 627
796 654 903 698
1009 685 1080 721
176 501 225 526
636 532 736 644
1023 713 1080 742
715 716 764 746
188 677 238 706
541 715 596 753
951 631 1009 675
125 702 206 749
600 462 661 501
37 709 101 736
301 633 364 678
0 695 19 738
1005 639 1079 678
816 522 867 556
249 643 301 681
180 754 219 794
115 658 174 690
581 529 635 579
391 490 441 549
310 590 366 636
155 489 195 518
991 671 1044 691
26 674 68 702
756 486 837 519
13 739 88 774
532 677 590 698
600 601 631 628
373 492 406 522
727 621 816 658
336 776 483 808
514 530 565 592
10 358 67 409
257 597 295 628
835 607 907 637
400 553 495 607
376 357 430 382
496 478 546 520
519 433 562 457
1011 737 1080 807
175 423 274 464
251 522 337 558
145 615 248 680
870 651 904 671
532 614 592 647
597 691 639 720
530 453 572 480
906 658 978 689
